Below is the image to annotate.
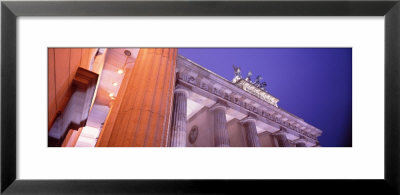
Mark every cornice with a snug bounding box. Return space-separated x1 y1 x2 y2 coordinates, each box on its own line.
176 55 323 142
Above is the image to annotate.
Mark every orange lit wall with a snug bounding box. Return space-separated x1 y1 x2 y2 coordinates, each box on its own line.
96 48 177 147
48 48 98 130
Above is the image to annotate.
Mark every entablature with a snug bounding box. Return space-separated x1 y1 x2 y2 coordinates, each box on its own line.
176 55 323 143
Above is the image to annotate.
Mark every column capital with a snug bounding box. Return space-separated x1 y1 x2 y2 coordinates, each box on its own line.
295 141 307 147
174 84 189 97
211 102 230 147
170 85 188 147
293 137 304 142
273 131 290 147
240 116 256 124
209 103 226 112
272 129 287 136
240 116 260 147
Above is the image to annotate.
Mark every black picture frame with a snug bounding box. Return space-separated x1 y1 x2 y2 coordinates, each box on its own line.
1 0 400 194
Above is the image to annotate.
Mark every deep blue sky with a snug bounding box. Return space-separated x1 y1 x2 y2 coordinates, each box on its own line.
178 48 352 147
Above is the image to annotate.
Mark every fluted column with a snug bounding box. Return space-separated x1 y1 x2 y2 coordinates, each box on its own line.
210 104 230 147
295 142 306 147
97 48 177 147
240 117 261 147
274 132 290 147
170 85 189 147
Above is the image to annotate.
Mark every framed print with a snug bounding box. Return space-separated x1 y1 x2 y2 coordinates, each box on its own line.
2 0 400 194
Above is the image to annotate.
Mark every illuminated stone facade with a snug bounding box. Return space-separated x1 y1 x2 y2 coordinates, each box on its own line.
170 55 322 147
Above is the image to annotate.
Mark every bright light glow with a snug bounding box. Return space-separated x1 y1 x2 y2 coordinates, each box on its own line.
112 82 118 86
117 69 124 74
109 93 115 100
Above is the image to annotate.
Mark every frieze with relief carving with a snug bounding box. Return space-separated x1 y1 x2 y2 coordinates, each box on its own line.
232 65 279 107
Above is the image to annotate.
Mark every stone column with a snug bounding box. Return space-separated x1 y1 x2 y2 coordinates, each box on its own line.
210 104 230 147
240 117 261 147
295 142 306 147
97 48 177 147
274 132 290 147
169 85 189 147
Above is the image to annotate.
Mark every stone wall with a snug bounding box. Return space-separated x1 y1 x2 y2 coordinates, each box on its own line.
226 118 247 147
186 107 214 147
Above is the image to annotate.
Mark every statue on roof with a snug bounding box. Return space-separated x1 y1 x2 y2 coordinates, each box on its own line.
260 82 267 90
245 71 252 82
232 64 242 78
254 75 263 87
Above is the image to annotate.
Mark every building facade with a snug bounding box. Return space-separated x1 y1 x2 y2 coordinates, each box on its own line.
48 48 322 147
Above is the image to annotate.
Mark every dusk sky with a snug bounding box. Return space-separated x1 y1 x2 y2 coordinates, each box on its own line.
178 48 352 147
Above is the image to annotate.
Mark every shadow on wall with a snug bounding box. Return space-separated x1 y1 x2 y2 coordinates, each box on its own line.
48 68 98 147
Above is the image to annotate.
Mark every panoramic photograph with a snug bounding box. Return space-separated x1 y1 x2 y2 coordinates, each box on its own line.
48 48 351 147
